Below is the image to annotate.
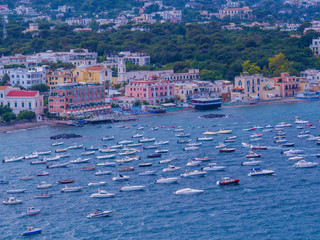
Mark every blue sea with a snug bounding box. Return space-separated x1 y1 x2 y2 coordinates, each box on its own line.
1 102 320 239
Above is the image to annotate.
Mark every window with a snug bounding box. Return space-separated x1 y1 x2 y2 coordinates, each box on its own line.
22 102 24 107
14 102 17 108
257 78 260 85
29 102 31 108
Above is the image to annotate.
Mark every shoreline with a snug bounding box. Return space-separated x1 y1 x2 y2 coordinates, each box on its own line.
0 98 312 133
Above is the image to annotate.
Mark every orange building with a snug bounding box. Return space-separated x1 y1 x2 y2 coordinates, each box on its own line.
273 73 300 97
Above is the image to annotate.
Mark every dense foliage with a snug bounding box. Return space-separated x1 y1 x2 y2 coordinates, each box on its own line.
0 20 319 80
17 110 36 120
0 105 16 122
30 83 49 93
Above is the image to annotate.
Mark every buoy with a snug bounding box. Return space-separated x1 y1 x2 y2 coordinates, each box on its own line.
116 213 118 215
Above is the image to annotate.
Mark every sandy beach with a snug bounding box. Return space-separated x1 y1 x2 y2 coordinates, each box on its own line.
0 121 59 134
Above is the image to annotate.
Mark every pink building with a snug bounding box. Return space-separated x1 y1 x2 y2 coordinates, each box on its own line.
125 77 175 104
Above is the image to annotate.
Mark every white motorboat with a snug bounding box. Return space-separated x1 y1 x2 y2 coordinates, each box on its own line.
242 142 252 148
215 142 227 149
297 134 310 138
22 207 41 216
82 151 96 156
186 160 201 166
155 149 169 154
250 137 262 142
187 142 202 147
3 156 23 163
197 137 213 141
99 148 117 153
3 197 23 205
102 136 114 141
175 133 191 138
139 138 156 143
96 154 116 159
37 182 52 189
110 145 123 149
162 165 181 172
159 159 172 164
265 124 273 128
90 189 115 198
132 134 143 138
85 146 99 151
30 159 47 165
55 148 68 153
69 158 90 164
296 126 304 129
57 153 70 158
68 144 83 149
138 171 156 176
307 135 320 141
43 155 60 162
156 177 180 184
137 126 144 130
118 140 133 145
46 162 69 169
202 164 226 171
245 151 262 158
97 161 117 167
24 154 38 160
282 149 304 155
95 170 112 176
143 145 158 149
7 189 26 194
120 185 146 192
118 150 137 156
174 188 204 195
218 129 232 134
275 122 292 127
241 160 262 166
248 168 275 176
88 181 107 186
87 210 113 218
181 170 207 178
262 129 272 132
112 174 130 181
127 143 142 147
202 131 218 135
295 119 308 124
52 142 64 146
61 186 83 193
155 141 169 145
33 151 51 155
183 146 199 151
116 156 139 164
293 160 318 168
194 156 212 162
288 156 304 161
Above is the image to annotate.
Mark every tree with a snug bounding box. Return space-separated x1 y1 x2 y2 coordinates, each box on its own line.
142 100 149 105
17 110 36 120
1 112 16 122
0 74 10 86
242 60 261 75
268 53 293 77
133 99 141 107
30 84 49 93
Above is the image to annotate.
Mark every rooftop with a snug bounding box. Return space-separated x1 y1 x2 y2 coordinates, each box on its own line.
6 90 38 97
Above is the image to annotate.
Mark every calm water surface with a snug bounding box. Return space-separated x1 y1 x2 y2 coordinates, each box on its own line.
1 102 320 239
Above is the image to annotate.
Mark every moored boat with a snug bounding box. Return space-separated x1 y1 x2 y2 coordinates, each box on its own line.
22 207 41 216
87 210 113 219
216 177 240 185
174 188 204 195
21 227 42 236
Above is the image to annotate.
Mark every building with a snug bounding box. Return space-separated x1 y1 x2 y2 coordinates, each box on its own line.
0 67 46 89
69 59 97 67
0 86 43 115
174 82 200 101
107 52 151 66
23 23 39 33
310 38 320 56
232 74 281 102
48 83 110 116
46 69 78 86
125 69 200 82
273 72 300 97
218 6 253 19
73 65 112 84
125 76 175 104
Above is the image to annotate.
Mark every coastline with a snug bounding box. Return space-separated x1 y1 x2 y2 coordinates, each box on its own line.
0 121 59 134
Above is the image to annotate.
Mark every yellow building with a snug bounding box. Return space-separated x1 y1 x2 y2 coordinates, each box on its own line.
46 70 78 86
174 83 199 101
232 74 281 102
73 65 112 84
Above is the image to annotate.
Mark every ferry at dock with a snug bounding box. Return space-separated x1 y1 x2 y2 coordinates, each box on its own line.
191 98 222 110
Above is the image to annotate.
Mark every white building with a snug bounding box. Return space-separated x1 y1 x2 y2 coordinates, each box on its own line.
0 67 46 89
107 52 151 66
310 38 320 56
0 86 43 115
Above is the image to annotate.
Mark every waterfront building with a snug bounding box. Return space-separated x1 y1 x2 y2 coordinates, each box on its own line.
0 67 46 89
175 82 200 102
73 65 112 85
69 59 97 67
0 86 43 115
310 38 320 56
232 74 281 102
273 72 300 97
125 76 175 105
48 83 110 116
46 69 78 86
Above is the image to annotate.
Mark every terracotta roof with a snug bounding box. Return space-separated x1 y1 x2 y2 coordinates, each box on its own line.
6 90 38 97
0 86 7 90
86 66 106 71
